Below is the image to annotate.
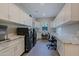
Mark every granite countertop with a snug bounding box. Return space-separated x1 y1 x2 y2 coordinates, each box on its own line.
0 34 24 51
52 33 79 44
8 34 24 40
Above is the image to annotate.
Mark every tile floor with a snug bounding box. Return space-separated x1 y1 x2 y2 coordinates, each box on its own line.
23 40 59 56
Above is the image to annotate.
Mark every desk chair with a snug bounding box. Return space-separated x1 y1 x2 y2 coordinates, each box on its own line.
47 35 57 50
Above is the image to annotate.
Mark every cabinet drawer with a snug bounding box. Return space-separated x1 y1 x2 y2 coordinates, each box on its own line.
0 46 15 56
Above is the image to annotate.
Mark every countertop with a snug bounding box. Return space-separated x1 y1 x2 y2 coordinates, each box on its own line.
0 34 24 51
52 33 79 44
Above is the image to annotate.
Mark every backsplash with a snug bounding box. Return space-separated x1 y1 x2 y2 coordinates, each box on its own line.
7 26 16 34
56 23 79 37
0 25 7 41
0 23 17 35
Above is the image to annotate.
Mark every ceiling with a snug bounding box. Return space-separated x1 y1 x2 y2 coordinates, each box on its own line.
15 3 65 18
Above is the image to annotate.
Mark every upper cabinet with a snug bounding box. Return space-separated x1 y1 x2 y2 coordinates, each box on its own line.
52 4 79 28
0 4 9 21
71 4 79 21
9 4 33 26
0 3 33 26
24 15 33 26
9 4 20 23
19 8 26 24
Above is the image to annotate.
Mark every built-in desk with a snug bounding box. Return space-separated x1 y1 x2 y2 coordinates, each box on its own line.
54 34 79 56
0 35 25 56
41 34 48 40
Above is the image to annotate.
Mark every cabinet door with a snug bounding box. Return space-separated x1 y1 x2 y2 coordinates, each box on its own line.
20 38 24 54
56 11 62 26
64 4 71 23
14 40 20 56
53 4 71 28
25 15 33 26
9 4 20 23
24 15 29 25
0 4 9 20
19 9 26 24
52 17 57 27
14 37 24 56
17 38 24 55
54 18 58 27
57 15 62 26
28 17 33 26
23 13 27 25
52 6 64 27
57 40 65 56
71 4 79 21
0 46 15 56
59 7 65 25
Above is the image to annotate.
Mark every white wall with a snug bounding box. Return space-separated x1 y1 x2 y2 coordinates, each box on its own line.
56 23 79 37
34 17 54 39
36 17 54 32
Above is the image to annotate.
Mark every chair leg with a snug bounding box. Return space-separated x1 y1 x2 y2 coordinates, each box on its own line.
47 44 57 50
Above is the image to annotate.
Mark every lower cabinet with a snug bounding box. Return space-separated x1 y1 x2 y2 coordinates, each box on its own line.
0 37 24 56
14 37 24 56
0 46 15 56
57 39 79 56
57 39 65 56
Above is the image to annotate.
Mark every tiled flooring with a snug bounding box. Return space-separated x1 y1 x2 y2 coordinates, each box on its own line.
23 40 59 56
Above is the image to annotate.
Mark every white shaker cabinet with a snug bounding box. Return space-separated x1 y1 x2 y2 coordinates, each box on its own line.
0 4 9 21
0 37 24 56
19 9 26 24
8 4 20 23
24 15 29 26
57 39 65 56
52 4 79 28
19 37 25 55
0 45 15 56
28 17 33 26
52 5 65 27
25 15 33 26
57 39 79 56
0 3 33 26
14 37 24 56
71 4 79 21
64 4 71 23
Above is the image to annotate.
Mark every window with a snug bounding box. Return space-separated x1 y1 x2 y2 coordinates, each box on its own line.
42 24 48 31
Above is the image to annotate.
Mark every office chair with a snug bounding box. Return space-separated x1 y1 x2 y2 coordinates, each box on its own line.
47 35 57 50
